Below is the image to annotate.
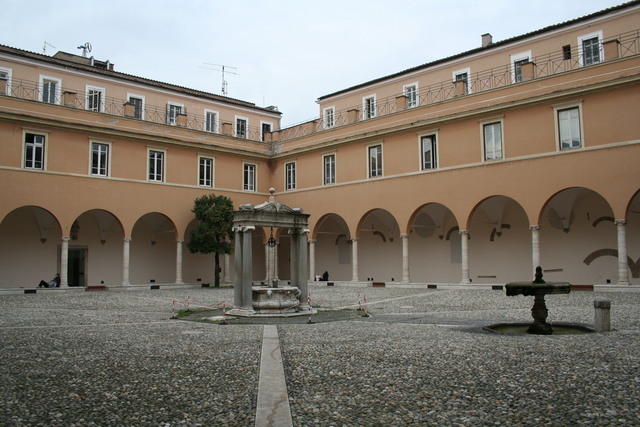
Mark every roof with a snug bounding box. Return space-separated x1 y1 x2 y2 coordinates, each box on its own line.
317 0 640 101
0 44 281 116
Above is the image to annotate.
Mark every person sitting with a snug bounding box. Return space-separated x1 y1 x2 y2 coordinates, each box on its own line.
321 271 329 281
38 274 60 288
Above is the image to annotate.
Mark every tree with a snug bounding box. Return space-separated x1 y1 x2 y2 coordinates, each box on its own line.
188 194 234 287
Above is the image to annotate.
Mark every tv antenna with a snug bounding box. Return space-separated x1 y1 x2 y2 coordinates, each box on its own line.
200 63 238 96
77 42 92 57
42 41 57 55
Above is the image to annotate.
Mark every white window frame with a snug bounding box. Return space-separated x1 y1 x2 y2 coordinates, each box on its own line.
197 154 214 187
166 102 184 126
480 118 505 162
452 68 471 94
418 131 439 171
0 66 13 96
323 106 335 129
22 129 48 170
204 109 219 133
553 101 585 151
243 162 257 192
88 139 112 177
403 82 419 108
510 51 531 83
85 84 106 112
147 147 166 183
322 152 336 185
38 75 61 104
578 30 604 66
362 94 376 120
127 93 145 120
284 161 296 191
366 142 383 178
235 115 249 138
260 121 273 142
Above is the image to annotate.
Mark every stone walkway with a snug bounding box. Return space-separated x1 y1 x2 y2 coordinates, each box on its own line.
1 285 639 425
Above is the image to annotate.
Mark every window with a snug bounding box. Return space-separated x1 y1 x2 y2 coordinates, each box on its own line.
368 144 383 178
285 161 296 190
243 163 256 191
404 83 418 108
453 68 470 94
579 31 603 66
420 134 437 170
39 75 61 104
557 106 582 150
236 116 248 138
0 66 12 95
167 103 183 125
86 85 105 112
128 94 144 120
323 107 335 129
363 95 376 119
24 132 45 169
562 45 572 60
198 156 213 187
510 51 531 83
90 142 110 176
261 122 272 142
205 110 218 133
148 149 165 182
483 122 503 161
323 153 336 185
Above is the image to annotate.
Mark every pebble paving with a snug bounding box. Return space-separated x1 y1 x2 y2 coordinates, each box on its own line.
1 285 639 426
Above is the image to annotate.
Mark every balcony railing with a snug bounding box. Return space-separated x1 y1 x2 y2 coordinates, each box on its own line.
0 78 269 142
276 28 640 141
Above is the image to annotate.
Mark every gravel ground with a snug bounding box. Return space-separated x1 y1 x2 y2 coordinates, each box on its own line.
283 285 640 426
2 285 639 426
0 288 259 426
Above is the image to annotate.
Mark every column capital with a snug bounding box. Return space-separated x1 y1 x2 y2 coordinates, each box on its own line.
529 225 540 231
615 219 626 226
176 239 184 244
400 233 409 239
350 237 359 242
62 236 71 242
123 237 132 243
308 239 316 244
458 229 468 235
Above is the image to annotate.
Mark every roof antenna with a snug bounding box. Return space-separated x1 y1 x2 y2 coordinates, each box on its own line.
42 41 57 55
200 63 239 96
77 42 92 58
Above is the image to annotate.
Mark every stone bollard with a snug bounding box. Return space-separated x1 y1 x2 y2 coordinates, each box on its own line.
594 298 611 332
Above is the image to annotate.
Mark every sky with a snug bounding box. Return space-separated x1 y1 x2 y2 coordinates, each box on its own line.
0 0 627 127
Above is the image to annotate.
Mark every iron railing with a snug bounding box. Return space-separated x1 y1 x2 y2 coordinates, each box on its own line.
277 28 640 141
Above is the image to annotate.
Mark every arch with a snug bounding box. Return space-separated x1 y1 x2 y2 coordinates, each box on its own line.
312 213 351 240
625 188 640 219
71 209 125 238
0 206 63 288
312 213 352 281
466 195 531 231
537 187 613 227
130 212 178 284
356 208 401 239
356 208 402 282
132 212 178 238
406 202 459 240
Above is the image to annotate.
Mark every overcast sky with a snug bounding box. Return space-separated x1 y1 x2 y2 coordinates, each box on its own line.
0 0 625 126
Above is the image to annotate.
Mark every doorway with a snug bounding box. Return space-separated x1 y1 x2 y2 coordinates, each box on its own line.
68 248 87 287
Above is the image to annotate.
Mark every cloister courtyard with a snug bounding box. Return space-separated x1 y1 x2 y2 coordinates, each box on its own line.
1 283 639 426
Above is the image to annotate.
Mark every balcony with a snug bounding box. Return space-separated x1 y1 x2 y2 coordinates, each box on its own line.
276 28 640 142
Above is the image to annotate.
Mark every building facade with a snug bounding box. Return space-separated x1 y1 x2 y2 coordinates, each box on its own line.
1 2 639 288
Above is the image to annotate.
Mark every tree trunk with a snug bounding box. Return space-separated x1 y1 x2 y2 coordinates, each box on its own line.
214 251 220 287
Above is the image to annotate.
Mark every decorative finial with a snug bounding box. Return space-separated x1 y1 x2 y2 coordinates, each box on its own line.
533 266 545 284
268 187 276 203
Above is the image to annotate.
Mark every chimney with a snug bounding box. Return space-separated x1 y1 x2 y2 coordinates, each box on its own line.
481 33 493 48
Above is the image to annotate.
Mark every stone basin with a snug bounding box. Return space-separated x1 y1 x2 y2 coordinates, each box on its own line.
252 286 301 313
505 281 570 297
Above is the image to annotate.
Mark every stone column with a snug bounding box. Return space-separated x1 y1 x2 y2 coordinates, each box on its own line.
264 242 271 282
401 234 410 283
273 242 279 280
122 237 131 286
175 240 184 284
616 219 630 285
297 230 309 304
224 252 231 283
351 238 359 282
233 229 243 308
60 236 70 287
289 230 299 286
309 239 316 282
530 225 540 279
460 230 470 284
241 227 254 308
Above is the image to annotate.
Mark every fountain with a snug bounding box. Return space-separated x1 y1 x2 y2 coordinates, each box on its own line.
503 267 571 334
